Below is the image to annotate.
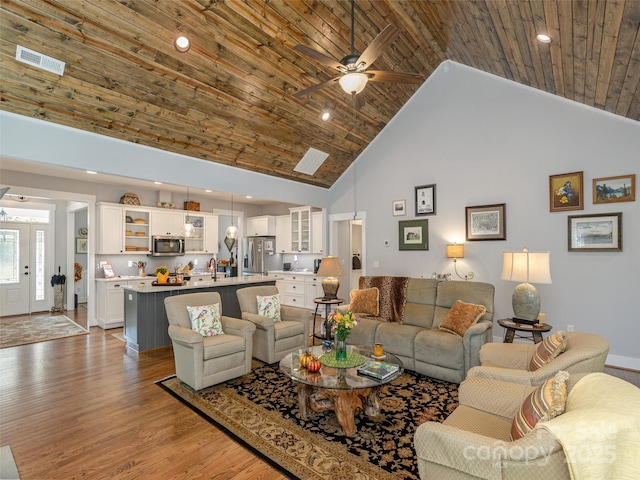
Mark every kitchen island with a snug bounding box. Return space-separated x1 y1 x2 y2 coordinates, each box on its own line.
122 275 275 352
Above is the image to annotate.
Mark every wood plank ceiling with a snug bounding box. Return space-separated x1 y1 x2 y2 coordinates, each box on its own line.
1 1 639 189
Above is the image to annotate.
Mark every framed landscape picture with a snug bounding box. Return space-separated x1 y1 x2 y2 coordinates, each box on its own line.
593 174 635 204
392 199 406 216
550 171 584 212
415 184 436 216
399 219 428 250
568 212 622 252
466 204 506 241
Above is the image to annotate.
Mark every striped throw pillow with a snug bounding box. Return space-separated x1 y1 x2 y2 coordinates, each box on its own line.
511 370 569 440
529 331 566 371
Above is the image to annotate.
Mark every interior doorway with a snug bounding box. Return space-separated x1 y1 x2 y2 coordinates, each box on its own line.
328 212 366 298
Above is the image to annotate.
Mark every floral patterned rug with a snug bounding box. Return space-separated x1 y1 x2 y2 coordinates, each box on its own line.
0 315 88 349
157 363 458 479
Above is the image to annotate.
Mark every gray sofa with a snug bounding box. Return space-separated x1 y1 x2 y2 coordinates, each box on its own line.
342 277 495 383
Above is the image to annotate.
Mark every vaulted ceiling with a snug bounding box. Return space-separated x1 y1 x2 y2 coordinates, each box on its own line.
1 1 639 189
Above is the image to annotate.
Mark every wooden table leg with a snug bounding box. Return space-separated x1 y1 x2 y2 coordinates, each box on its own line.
532 331 543 344
503 328 515 343
297 384 312 419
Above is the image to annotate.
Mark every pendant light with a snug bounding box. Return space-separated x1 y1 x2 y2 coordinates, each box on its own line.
182 188 195 237
226 194 238 239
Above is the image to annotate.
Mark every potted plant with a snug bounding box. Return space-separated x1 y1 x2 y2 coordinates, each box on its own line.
155 265 169 284
329 310 359 361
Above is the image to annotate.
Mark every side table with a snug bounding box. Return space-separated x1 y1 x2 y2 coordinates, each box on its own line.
312 298 343 344
498 318 552 344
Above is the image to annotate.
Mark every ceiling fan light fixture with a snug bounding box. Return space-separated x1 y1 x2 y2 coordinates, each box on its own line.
174 36 191 52
339 72 368 94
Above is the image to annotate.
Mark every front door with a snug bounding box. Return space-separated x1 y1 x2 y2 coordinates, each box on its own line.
0 223 52 316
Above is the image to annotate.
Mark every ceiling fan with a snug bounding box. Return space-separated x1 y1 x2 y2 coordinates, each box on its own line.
293 0 423 109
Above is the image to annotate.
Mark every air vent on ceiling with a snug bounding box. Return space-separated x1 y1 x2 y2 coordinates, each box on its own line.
294 147 329 176
15 45 65 75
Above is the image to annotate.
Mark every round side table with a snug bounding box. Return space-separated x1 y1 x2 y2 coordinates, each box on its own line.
312 298 343 343
498 318 552 344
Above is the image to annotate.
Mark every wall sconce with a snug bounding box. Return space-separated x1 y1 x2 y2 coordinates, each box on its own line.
446 243 474 281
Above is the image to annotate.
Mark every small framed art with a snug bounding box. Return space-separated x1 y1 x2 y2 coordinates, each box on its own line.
550 171 584 212
392 199 406 216
466 204 506 241
76 238 88 254
415 184 436 215
593 174 635 204
399 219 428 250
568 212 622 252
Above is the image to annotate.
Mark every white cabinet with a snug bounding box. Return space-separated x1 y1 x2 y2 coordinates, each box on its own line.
96 278 154 329
281 273 305 308
304 275 324 309
97 204 150 254
151 210 184 236
275 215 291 253
184 213 218 254
312 211 324 254
246 215 276 236
97 204 123 254
290 207 312 253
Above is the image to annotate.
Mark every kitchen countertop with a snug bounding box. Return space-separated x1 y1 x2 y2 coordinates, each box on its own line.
95 272 214 282
123 274 273 292
267 270 321 276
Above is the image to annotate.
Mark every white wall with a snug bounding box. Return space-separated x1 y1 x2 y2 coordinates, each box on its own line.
329 61 640 368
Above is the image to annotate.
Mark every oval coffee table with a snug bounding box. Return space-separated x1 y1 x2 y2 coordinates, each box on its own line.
279 345 404 436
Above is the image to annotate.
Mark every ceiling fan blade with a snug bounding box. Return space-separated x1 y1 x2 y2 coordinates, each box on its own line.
367 70 423 84
353 92 366 110
293 44 343 71
293 77 340 98
357 24 399 68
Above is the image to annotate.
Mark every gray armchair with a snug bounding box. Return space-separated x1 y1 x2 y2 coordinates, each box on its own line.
467 331 609 386
236 285 311 364
164 292 255 390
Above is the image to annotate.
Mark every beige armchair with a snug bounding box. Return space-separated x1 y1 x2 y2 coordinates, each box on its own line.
236 285 311 364
415 372 640 480
164 292 255 390
467 331 609 386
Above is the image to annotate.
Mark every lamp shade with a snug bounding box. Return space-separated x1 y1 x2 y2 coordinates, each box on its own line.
316 256 346 300
501 250 552 284
339 72 368 94
225 224 238 239
446 244 464 259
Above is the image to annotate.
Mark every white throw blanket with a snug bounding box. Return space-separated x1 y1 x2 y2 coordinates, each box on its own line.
539 372 640 480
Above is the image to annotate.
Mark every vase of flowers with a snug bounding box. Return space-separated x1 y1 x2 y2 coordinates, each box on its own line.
329 310 359 361
155 265 169 284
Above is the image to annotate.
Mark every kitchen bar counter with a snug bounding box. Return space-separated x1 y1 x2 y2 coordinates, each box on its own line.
122 275 275 352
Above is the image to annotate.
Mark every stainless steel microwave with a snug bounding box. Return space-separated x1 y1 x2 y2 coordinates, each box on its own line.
151 236 185 256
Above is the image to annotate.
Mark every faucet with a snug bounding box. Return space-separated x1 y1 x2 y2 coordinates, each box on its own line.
212 255 218 282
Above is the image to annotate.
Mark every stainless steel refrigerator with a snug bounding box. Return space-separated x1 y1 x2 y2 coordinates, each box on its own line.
242 236 275 275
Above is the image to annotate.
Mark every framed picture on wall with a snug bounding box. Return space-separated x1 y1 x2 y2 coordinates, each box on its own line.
465 204 506 241
392 199 406 216
76 238 88 254
415 184 436 215
568 212 622 252
593 174 635 204
550 171 584 212
399 219 429 250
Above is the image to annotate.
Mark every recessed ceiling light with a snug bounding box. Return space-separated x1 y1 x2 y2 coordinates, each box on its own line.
536 34 551 43
205 189 212 193
174 36 190 52
86 170 97 175
154 181 162 185
245 195 253 199
321 111 330 121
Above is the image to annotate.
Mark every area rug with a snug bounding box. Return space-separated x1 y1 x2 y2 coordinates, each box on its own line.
0 315 88 348
157 363 458 479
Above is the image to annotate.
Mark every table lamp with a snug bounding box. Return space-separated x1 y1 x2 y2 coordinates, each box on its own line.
501 248 552 324
316 256 346 300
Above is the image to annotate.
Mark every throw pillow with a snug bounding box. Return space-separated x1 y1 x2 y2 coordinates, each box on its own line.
511 370 569 440
186 303 224 337
257 294 281 321
349 287 380 316
439 300 486 337
529 331 567 371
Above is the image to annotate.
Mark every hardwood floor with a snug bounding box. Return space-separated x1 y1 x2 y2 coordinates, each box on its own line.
0 308 287 480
